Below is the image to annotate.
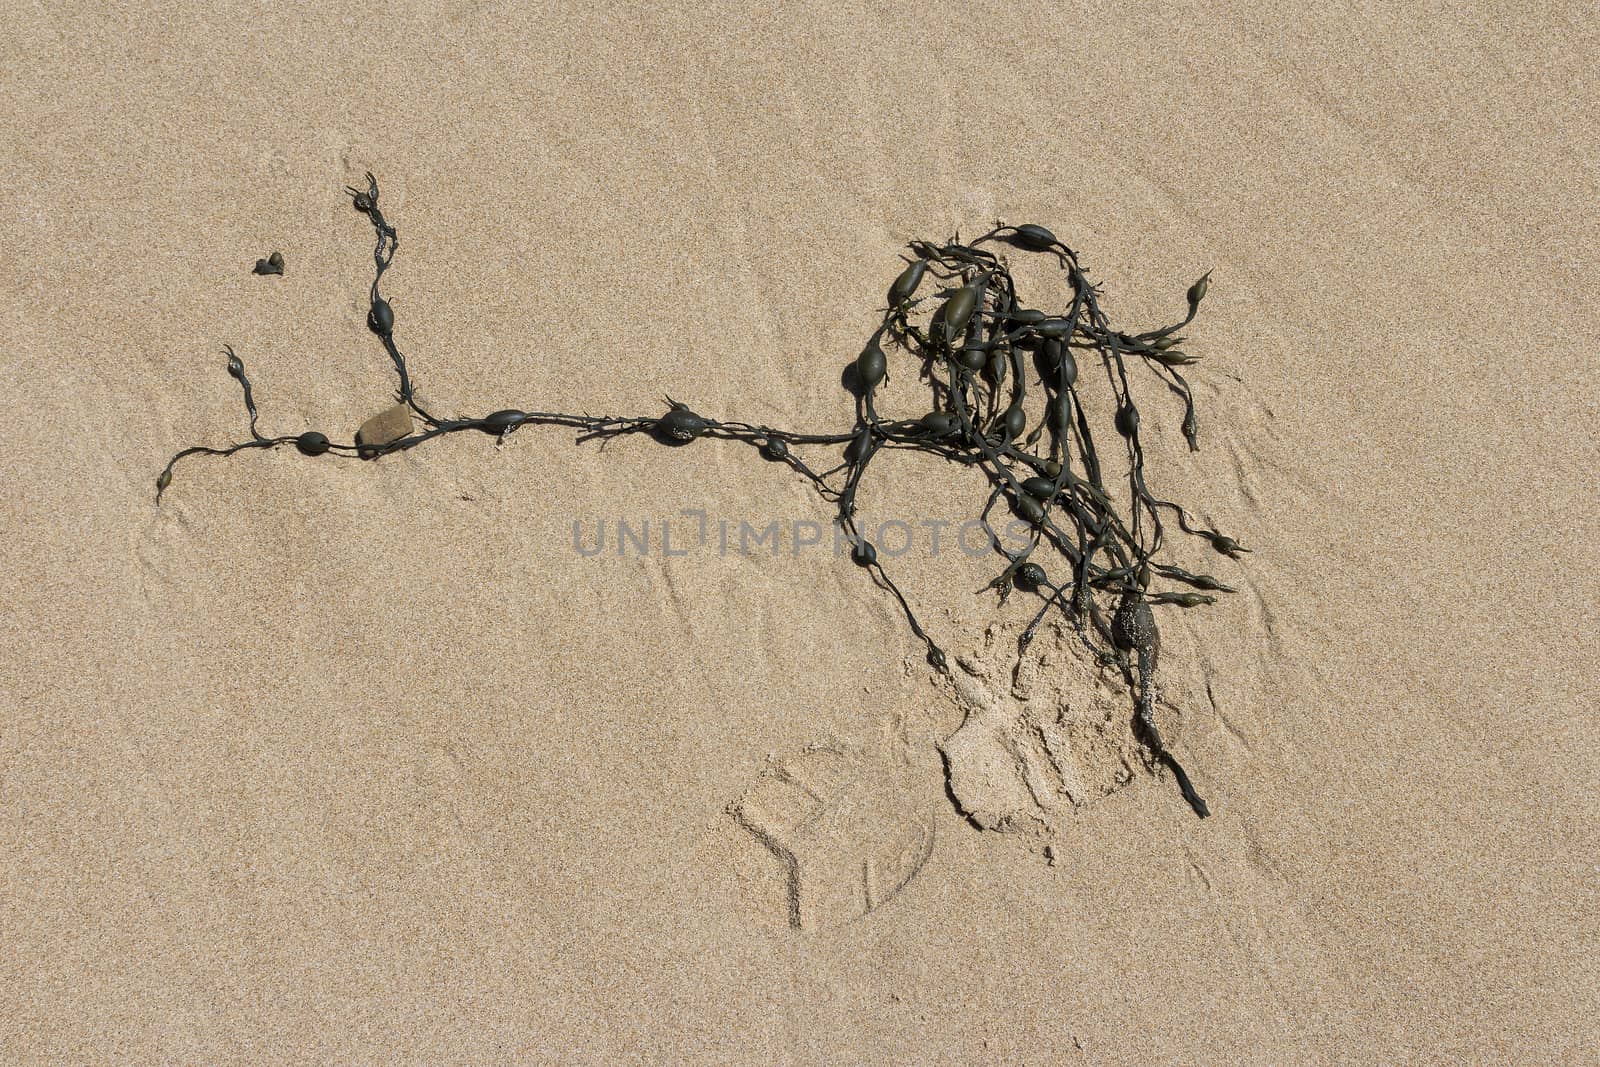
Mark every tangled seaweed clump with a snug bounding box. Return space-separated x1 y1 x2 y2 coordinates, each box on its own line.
159 173 1249 818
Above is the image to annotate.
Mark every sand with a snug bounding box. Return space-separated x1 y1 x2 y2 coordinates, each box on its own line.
3 3 1597 1063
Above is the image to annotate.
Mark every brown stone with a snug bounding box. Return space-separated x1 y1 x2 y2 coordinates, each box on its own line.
355 403 413 457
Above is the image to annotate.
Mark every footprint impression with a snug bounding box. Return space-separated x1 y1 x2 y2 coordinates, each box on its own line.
731 734 936 931
730 619 1190 928
939 620 1158 843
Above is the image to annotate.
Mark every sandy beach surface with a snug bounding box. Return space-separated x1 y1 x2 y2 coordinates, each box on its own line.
3 3 1596 1063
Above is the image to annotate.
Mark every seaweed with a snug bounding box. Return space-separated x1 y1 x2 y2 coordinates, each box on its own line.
158 174 1248 818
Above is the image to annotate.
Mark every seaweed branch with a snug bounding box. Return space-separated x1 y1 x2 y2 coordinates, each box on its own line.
158 175 1249 818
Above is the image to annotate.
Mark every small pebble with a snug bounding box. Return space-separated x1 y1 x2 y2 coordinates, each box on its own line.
355 403 413 457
